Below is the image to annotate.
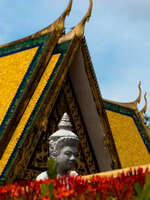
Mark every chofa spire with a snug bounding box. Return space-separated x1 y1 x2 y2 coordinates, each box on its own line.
53 0 73 32
39 0 73 35
133 81 142 105
103 81 142 111
140 92 147 114
59 0 93 43
73 0 93 39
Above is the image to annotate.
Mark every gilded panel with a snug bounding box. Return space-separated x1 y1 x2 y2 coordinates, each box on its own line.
106 110 150 168
0 40 72 183
0 34 51 137
0 53 61 181
0 47 38 126
104 101 150 153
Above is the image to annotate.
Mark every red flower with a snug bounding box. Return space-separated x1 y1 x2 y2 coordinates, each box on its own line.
0 167 149 200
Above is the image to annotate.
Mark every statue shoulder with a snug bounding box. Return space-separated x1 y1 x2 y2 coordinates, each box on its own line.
69 170 78 176
36 171 48 181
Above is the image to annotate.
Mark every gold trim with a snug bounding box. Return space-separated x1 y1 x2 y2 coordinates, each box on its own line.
0 0 72 48
59 0 93 43
103 81 142 111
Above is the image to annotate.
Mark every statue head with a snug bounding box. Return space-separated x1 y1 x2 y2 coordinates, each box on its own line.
49 113 79 176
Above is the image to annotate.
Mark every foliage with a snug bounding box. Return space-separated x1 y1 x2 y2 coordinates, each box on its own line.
0 168 150 200
144 114 150 131
132 173 150 200
47 157 57 179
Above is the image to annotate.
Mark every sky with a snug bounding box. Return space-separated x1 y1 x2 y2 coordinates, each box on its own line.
0 0 150 114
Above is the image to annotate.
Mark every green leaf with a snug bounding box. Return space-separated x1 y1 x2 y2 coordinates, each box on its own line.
133 174 150 200
140 173 150 200
47 157 57 179
48 182 54 193
131 196 139 200
145 173 150 186
21 197 26 200
143 187 150 200
41 183 48 195
48 182 56 200
134 182 142 196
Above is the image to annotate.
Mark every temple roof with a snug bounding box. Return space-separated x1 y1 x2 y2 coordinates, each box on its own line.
0 0 113 184
103 83 150 168
1 0 148 184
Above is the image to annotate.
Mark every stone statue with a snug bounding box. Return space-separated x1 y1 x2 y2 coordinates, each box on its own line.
36 113 79 180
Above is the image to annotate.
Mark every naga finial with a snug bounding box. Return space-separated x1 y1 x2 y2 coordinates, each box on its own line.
140 92 147 114
73 0 93 39
59 0 93 43
41 0 73 35
53 0 73 32
61 0 73 18
79 0 93 24
135 81 142 104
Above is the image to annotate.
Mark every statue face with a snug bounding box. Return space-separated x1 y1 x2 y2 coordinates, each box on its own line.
56 145 78 174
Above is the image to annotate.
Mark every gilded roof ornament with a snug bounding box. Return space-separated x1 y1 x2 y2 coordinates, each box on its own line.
133 81 142 105
103 81 142 111
0 0 73 48
140 92 147 114
59 0 93 43
126 81 142 110
73 0 93 39
39 0 73 35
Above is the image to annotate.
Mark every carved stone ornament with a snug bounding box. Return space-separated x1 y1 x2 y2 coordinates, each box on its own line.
36 113 79 180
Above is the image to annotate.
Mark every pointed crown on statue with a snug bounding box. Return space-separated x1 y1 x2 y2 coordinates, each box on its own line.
49 113 79 158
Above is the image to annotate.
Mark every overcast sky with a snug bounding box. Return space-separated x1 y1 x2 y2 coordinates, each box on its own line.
0 0 150 114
